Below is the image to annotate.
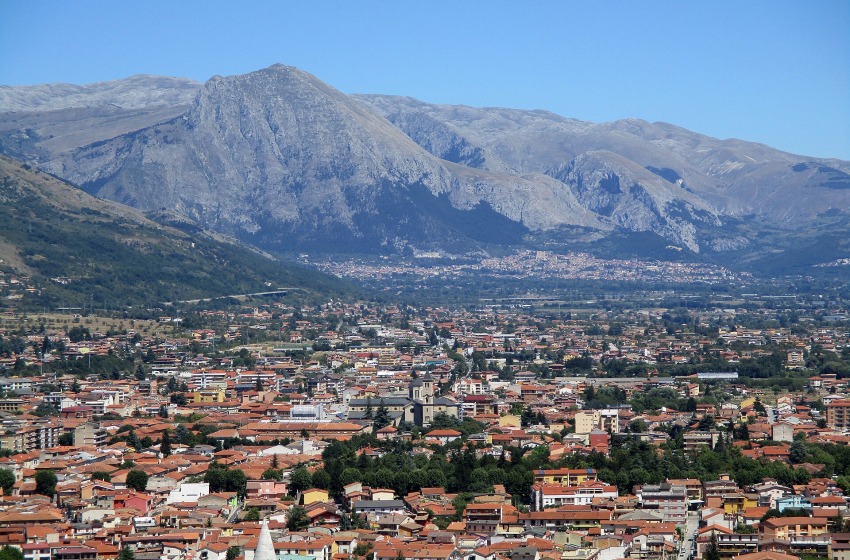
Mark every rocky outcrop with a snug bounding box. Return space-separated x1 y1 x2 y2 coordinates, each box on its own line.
360 95 850 233
43 65 601 253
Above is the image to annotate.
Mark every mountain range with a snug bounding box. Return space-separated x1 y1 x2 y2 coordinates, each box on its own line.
2 64 849 274
0 155 349 308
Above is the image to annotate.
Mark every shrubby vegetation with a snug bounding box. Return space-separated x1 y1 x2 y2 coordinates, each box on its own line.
0 163 354 313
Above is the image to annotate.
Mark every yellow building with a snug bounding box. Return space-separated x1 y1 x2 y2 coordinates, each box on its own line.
722 493 758 515
301 488 329 506
499 414 521 428
193 388 225 403
533 468 597 485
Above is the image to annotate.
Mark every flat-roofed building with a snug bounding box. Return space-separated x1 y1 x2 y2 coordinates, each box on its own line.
638 483 688 525
575 409 619 434
826 400 850 430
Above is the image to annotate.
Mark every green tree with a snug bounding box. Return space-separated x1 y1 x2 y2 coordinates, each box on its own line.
0 469 14 495
705 531 720 560
734 422 750 441
697 415 716 431
790 440 807 464
34 470 57 497
289 467 312 493
160 429 172 457
91 471 112 482
67 326 91 343
340 467 363 486
261 468 283 481
118 546 134 560
830 512 848 533
205 466 227 492
126 469 149 492
373 399 391 431
286 505 310 531
33 402 58 417
225 547 241 560
521 406 538 428
225 469 247 499
243 507 260 522
311 469 331 490
126 429 142 451
0 546 23 560
174 424 192 445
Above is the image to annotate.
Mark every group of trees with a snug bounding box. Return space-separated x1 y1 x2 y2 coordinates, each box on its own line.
269 422 850 516
0 547 23 560
0 334 27 359
114 406 850 513
289 435 540 508
584 385 701 415
204 462 248 499
162 377 189 406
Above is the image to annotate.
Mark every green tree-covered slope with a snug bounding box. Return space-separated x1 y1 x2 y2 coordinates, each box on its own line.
0 155 351 309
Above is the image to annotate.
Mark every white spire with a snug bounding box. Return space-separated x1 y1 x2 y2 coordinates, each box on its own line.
254 518 275 560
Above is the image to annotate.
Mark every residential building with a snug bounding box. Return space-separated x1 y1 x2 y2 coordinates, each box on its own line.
74 422 108 448
533 468 597 486
638 483 688 525
531 480 618 510
575 409 619 434
758 516 830 555
826 400 850 430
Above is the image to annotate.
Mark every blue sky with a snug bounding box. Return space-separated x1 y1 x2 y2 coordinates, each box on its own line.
1 1 848 159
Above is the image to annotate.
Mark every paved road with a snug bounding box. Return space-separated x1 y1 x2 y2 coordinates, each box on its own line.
678 511 699 560
227 501 244 523
166 288 302 305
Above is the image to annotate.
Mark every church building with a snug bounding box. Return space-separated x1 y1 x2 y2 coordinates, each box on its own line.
346 373 461 427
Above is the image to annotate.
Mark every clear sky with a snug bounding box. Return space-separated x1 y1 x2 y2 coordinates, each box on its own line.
1 1 848 159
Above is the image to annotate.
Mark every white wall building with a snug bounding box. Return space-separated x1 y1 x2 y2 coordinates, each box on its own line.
166 482 210 504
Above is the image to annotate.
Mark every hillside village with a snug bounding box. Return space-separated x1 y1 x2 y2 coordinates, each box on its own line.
0 298 848 560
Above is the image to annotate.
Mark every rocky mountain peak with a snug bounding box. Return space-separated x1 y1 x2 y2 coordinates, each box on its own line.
2 64 849 269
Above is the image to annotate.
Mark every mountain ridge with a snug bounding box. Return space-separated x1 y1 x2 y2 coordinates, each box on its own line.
2 65 849 272
0 154 350 309
0 74 200 112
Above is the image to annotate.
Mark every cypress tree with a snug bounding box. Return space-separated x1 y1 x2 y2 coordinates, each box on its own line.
160 429 172 457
